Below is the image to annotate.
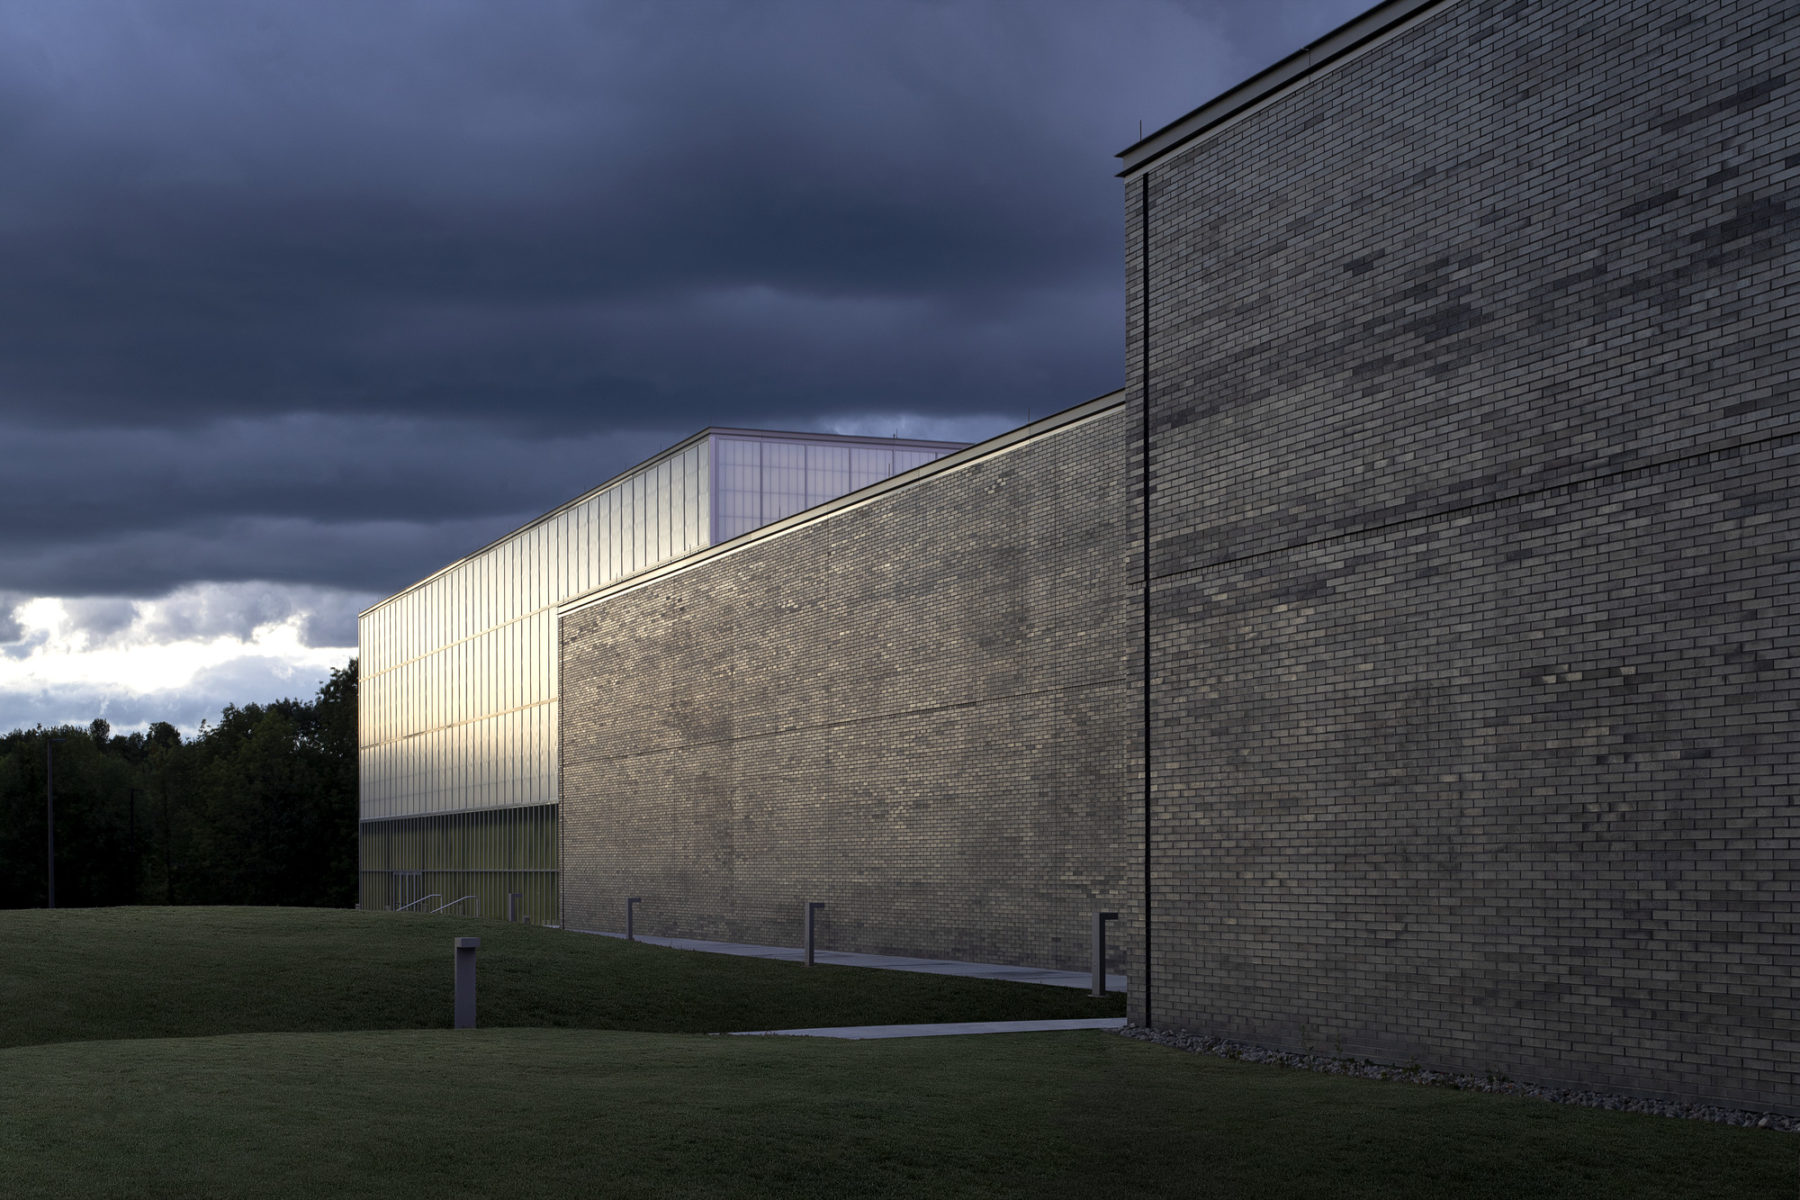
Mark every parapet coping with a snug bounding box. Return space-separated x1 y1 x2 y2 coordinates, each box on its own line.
557 388 1128 619
1116 0 1461 180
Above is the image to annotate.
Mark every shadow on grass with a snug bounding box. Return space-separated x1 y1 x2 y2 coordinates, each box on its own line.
0 1028 1790 1200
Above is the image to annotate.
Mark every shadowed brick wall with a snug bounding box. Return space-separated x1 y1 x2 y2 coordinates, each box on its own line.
559 400 1139 971
1129 0 1798 1111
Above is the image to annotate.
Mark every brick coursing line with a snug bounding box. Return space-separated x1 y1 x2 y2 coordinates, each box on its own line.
559 405 1142 973
1133 0 1799 1113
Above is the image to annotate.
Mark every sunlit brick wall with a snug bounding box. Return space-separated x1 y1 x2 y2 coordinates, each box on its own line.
559 399 1139 971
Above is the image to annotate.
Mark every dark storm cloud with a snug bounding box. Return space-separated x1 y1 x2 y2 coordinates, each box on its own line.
1 509 530 600
0 2 1136 430
0 415 678 535
1 0 1373 601
0 414 697 596
0 593 25 643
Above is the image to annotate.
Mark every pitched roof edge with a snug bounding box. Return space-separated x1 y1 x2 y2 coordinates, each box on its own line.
1117 0 1456 179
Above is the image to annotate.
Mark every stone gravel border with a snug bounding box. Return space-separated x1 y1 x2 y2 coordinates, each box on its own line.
1120 1025 1796 1132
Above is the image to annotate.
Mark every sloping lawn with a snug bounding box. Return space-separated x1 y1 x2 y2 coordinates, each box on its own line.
1 907 1788 1199
0 906 1121 1047
0 1027 1790 1200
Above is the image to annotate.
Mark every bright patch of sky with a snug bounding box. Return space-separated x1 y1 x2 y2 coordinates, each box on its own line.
0 583 367 736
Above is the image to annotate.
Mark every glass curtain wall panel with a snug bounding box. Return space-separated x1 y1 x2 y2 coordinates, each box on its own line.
707 431 963 543
358 804 559 924
359 438 710 824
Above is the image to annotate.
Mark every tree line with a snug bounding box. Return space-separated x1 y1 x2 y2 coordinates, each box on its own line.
0 659 357 909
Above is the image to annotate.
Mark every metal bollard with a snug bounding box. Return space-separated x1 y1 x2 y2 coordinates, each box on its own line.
506 892 522 923
626 896 641 941
1091 911 1119 997
804 901 826 966
454 937 480 1029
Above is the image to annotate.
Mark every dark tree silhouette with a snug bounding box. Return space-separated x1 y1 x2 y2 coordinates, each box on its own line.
0 659 358 909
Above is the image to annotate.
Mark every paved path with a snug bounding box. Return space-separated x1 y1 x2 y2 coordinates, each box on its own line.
731 1017 1128 1040
569 928 1128 993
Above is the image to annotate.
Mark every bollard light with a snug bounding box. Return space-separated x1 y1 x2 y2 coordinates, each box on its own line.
1091 911 1119 997
454 937 480 1029
804 901 826 967
626 896 641 941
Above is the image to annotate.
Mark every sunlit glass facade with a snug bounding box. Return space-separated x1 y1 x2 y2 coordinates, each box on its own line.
357 428 963 920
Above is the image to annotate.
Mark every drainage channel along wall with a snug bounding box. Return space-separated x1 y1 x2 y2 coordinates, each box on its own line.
557 396 1139 972
1125 0 1799 1113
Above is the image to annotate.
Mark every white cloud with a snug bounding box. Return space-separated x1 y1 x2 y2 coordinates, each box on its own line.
0 582 368 735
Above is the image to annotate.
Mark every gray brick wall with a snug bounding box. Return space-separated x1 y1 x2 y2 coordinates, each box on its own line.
1133 0 1799 1111
559 403 1140 971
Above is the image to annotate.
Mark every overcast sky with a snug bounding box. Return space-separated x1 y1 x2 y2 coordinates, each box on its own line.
1 0 1373 734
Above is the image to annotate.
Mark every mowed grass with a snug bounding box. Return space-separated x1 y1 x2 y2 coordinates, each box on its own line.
0 906 1121 1046
1 1028 1792 1200
0 908 1791 1199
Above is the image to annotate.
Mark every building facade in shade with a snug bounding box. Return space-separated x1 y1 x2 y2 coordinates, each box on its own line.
1123 0 1797 1114
357 429 962 920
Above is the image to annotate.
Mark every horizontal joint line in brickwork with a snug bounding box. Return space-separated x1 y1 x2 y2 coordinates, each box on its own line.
1150 426 1800 586
583 675 1135 766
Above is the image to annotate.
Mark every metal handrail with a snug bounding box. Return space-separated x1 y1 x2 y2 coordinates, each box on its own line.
430 895 479 916
394 893 442 913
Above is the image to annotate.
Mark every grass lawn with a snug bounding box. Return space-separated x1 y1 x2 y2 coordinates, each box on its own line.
0 906 1120 1046
1 1028 1792 1199
0 908 1791 1198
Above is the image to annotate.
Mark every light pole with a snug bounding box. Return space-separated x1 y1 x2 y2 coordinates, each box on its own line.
46 737 65 909
127 787 140 905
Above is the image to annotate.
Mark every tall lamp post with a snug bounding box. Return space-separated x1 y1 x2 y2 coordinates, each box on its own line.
128 787 140 905
46 736 65 909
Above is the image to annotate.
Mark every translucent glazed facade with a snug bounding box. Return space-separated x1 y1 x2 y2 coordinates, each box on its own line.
356 429 962 917
359 439 709 822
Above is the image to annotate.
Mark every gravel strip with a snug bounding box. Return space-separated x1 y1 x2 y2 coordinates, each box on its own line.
1120 1025 1797 1132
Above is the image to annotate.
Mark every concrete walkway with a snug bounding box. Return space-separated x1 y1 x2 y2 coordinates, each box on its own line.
731 1017 1128 1040
569 928 1128 993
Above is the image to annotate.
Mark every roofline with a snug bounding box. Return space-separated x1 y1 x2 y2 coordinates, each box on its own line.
705 427 966 452
359 426 970 618
1116 0 1455 179
358 425 708 619
559 388 1127 620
